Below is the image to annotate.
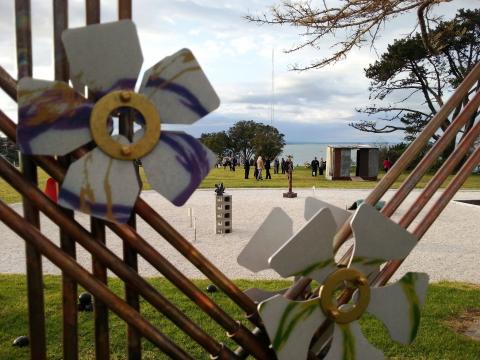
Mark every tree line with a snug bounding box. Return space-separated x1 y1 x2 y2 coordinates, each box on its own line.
200 120 286 161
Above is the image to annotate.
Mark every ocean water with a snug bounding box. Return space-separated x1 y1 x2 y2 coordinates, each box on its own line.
280 143 361 166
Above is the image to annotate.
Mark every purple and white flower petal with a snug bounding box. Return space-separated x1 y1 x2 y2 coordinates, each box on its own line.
62 20 143 97
139 49 220 124
136 130 216 206
58 135 141 224
17 78 93 155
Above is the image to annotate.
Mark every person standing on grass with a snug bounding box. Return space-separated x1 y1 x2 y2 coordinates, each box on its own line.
244 158 250 179
319 157 325 175
256 155 264 180
265 158 272 179
311 156 320 176
232 156 237 171
383 157 392 172
274 157 279 174
281 157 286 174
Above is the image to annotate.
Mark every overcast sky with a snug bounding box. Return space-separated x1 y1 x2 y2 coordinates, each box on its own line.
0 0 476 143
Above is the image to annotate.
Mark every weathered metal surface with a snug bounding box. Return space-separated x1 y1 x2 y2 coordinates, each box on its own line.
53 1 78 359
0 66 16 100
0 104 271 357
117 2 141 358
0 200 195 360
15 1 47 359
0 155 238 359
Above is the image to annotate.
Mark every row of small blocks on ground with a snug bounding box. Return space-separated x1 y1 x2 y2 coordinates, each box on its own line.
215 194 232 234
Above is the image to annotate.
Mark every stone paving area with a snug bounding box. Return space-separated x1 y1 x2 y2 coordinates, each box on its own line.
1 188 479 283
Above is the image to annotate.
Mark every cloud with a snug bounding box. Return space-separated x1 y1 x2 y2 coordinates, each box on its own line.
1 0 477 143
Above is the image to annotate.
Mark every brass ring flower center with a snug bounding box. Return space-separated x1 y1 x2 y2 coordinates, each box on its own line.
320 268 370 324
90 90 160 160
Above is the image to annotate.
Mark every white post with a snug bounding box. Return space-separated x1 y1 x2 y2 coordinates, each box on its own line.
193 216 197 242
188 207 193 227
312 186 316 196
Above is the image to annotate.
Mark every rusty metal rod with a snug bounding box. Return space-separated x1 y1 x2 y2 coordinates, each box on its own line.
84 2 110 358
53 1 78 358
285 62 480 301
400 123 480 230
333 61 480 251
0 65 16 101
374 145 480 287
309 111 480 355
0 156 237 359
0 50 260 328
0 107 262 358
135 200 259 320
381 90 480 219
0 200 194 360
0 65 270 360
118 0 132 20
117 1 141 358
330 90 480 272
15 1 47 359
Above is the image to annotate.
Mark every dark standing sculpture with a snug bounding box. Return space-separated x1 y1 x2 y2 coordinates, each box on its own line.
214 183 225 196
283 155 297 198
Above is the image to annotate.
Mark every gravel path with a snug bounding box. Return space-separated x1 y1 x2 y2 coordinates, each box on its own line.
1 188 479 283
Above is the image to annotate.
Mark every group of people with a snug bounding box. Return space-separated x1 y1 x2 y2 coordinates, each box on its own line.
310 157 326 176
243 156 293 180
221 156 238 171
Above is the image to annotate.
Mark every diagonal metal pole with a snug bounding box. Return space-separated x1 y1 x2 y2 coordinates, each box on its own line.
0 200 195 360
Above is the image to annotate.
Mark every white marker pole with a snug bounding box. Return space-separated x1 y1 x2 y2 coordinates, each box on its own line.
193 216 197 242
188 207 193 227
312 186 316 196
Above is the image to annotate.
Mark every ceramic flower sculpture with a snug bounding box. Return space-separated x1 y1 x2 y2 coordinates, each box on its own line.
238 198 429 359
17 20 219 223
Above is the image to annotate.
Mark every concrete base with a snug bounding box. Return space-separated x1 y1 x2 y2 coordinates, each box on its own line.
283 191 297 198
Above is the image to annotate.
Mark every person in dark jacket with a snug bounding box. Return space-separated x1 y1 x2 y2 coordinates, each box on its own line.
311 157 320 176
319 157 325 175
281 157 286 174
244 158 250 179
265 158 272 179
274 158 280 174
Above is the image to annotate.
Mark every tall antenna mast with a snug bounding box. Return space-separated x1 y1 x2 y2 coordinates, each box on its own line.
271 48 275 125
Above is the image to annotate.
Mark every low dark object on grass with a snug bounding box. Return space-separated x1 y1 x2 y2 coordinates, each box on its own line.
214 183 225 196
206 284 218 293
78 292 93 312
12 336 29 347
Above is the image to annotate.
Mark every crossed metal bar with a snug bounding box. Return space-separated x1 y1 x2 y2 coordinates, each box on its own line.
1 0 479 359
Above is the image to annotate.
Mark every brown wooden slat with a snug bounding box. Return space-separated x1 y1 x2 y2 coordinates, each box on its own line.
53 1 78 359
0 200 195 360
15 1 47 359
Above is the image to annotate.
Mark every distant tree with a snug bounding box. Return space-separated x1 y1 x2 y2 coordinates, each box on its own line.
200 120 286 160
252 124 286 159
227 120 258 160
199 131 231 158
246 0 453 70
350 9 480 142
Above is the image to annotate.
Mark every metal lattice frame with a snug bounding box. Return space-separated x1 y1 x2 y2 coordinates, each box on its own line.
0 0 479 359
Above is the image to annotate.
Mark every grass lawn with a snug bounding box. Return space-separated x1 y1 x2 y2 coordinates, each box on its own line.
0 275 479 359
0 166 479 205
